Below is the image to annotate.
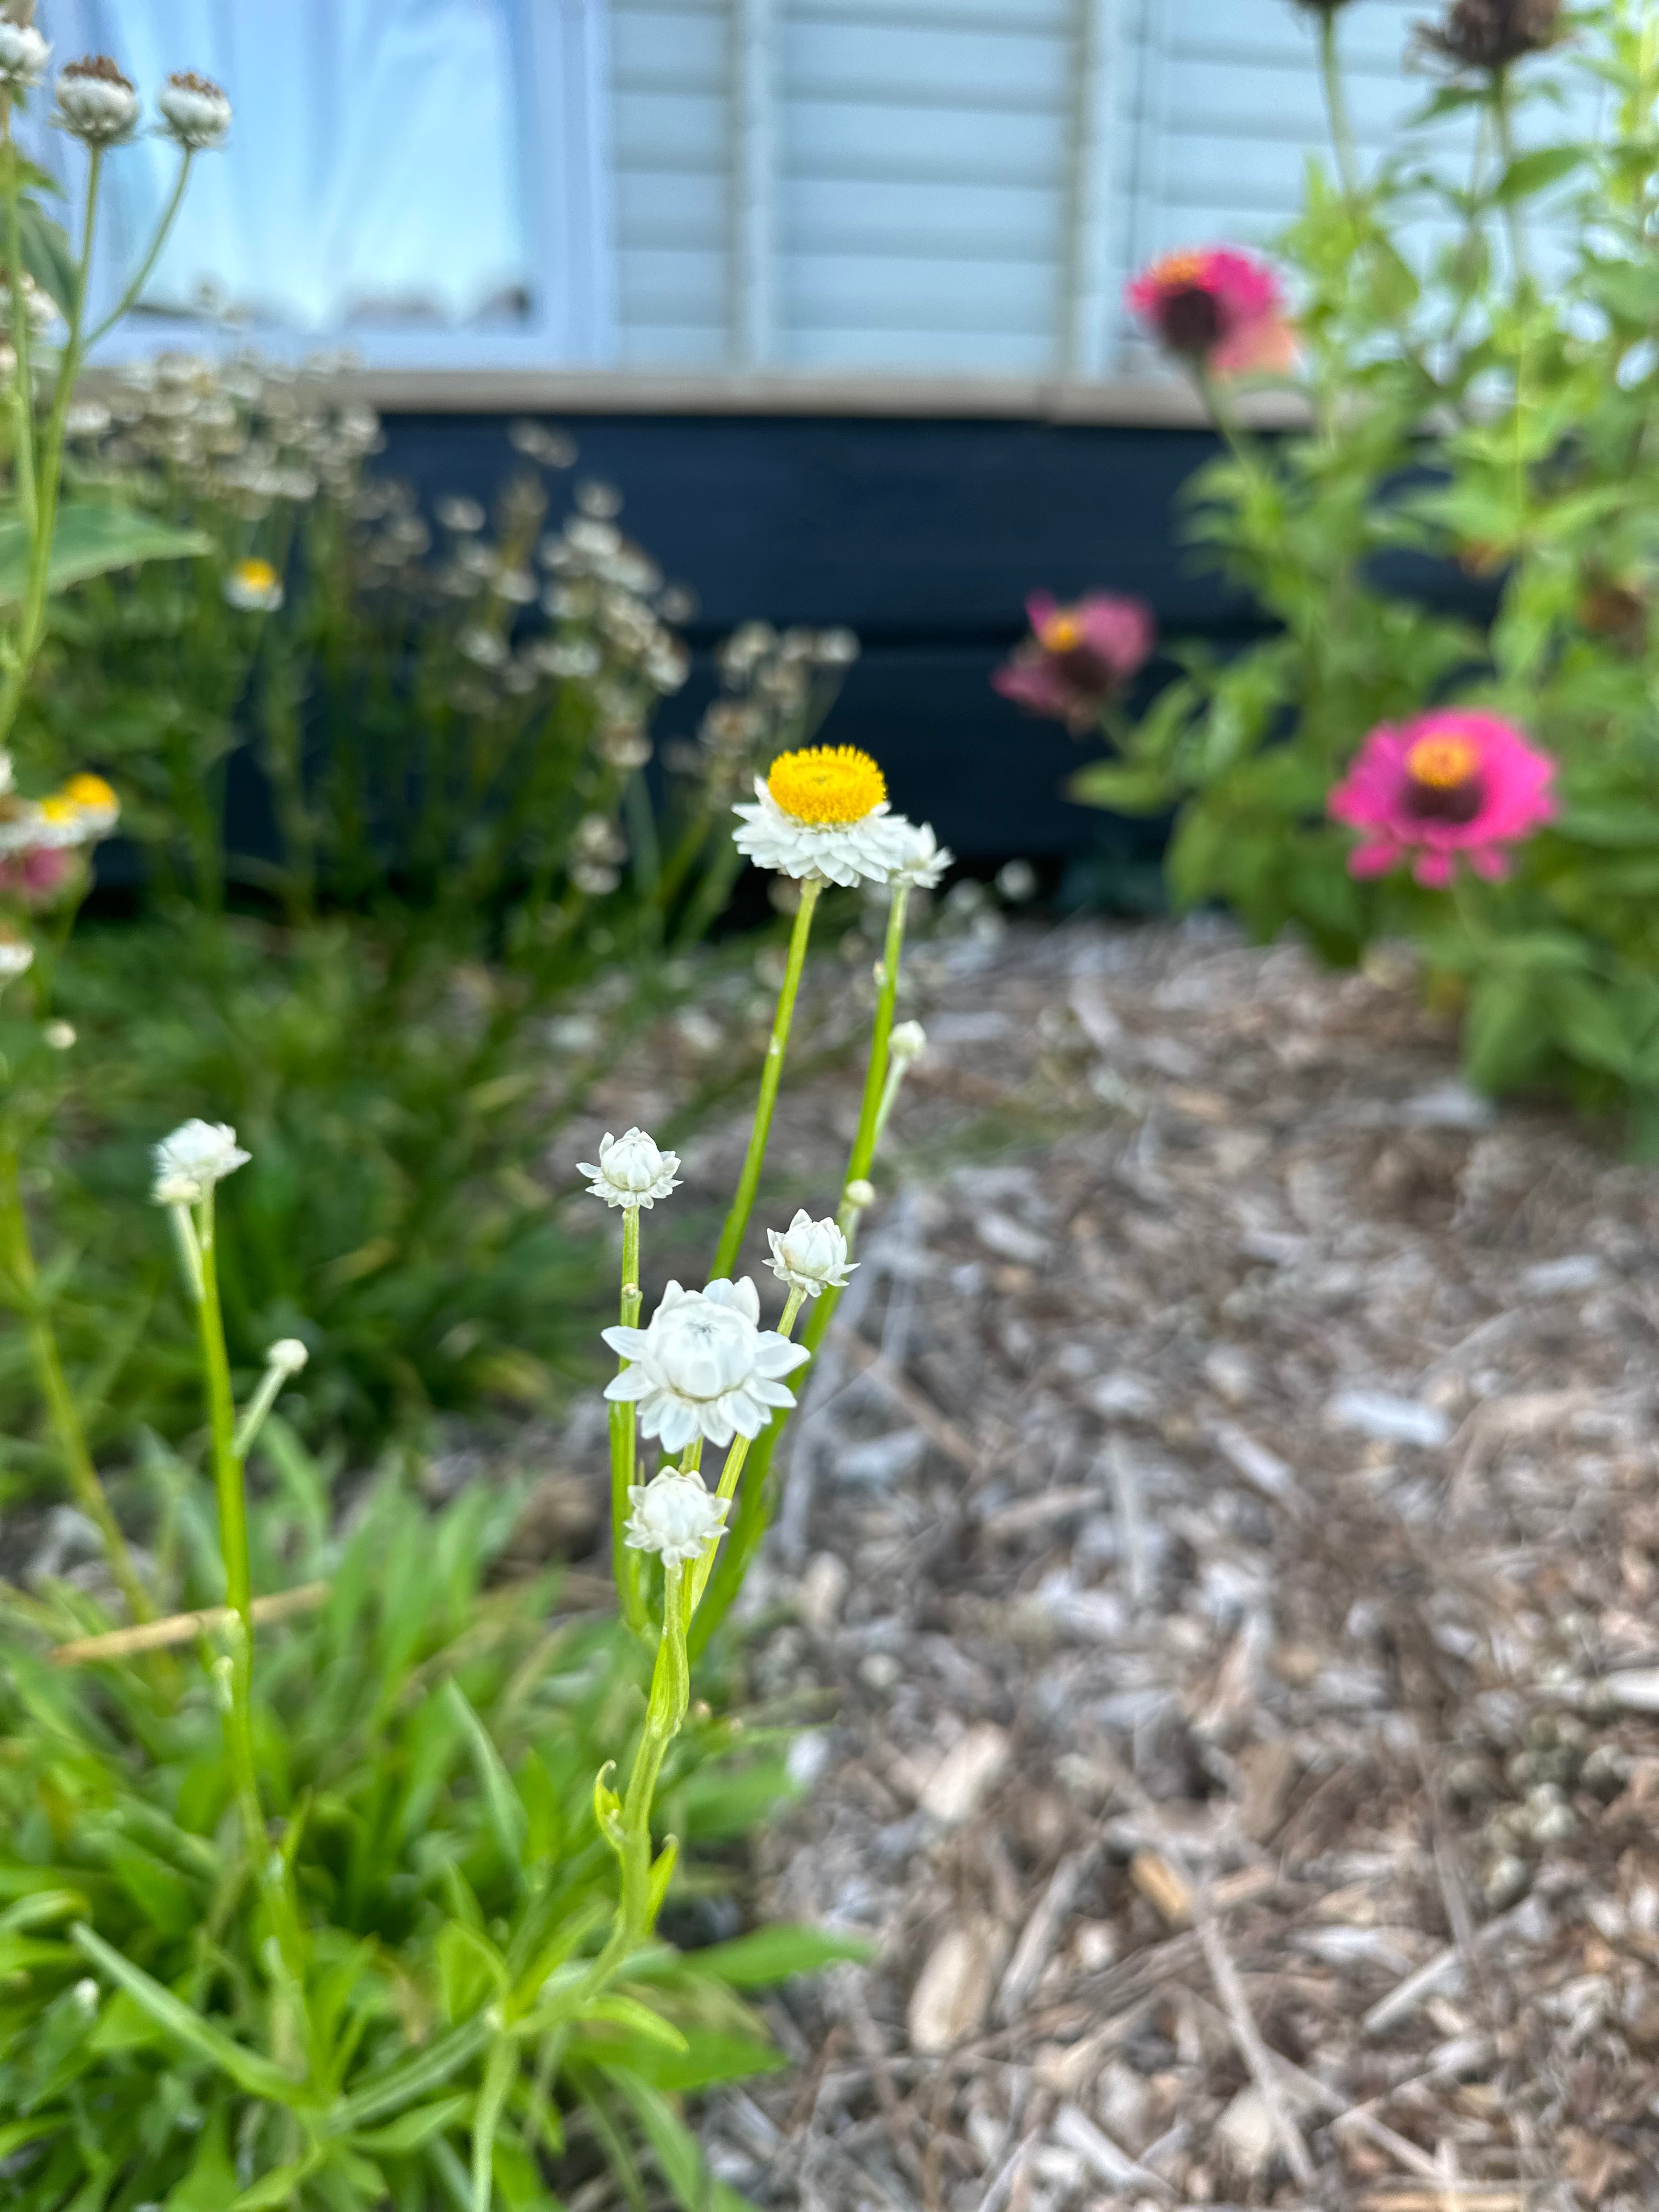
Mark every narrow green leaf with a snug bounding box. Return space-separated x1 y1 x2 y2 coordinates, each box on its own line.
582 1995 689 2053
228 2153 325 2210
603 2072 760 2212
346 2093 470 2154
71 1922 306 2107
445 1680 528 1870
1493 143 1586 201
471 2037 516 2212
683 1923 873 1988
333 2015 495 2130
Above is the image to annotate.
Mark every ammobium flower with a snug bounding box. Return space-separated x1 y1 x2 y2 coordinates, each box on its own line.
151 1119 250 1206
224 557 283 612
733 743 908 888
53 54 139 145
1328 710 1556 888
157 70 230 150
624 1470 730 1565
0 930 33 981
889 1020 927 1064
0 17 48 93
1127 249 1294 377
888 819 952 890
767 1210 857 1299
579 1126 681 1209
603 1276 809 1452
995 590 1156 733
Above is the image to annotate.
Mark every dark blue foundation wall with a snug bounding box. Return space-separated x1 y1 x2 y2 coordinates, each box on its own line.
379 411 1262 867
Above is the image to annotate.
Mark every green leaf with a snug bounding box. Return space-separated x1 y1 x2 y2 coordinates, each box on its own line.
71 1922 306 2107
164 2106 236 2211
1068 761 1176 814
229 2153 326 2210
685 1923 873 1988
471 2038 516 2212
17 200 74 317
582 1995 689 2054
444 1679 528 1870
0 502 212 606
603 2073 760 2212
346 2094 471 2155
1493 144 1587 201
334 2016 496 2131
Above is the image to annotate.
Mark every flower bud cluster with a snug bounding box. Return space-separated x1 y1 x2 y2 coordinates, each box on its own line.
0 758 120 909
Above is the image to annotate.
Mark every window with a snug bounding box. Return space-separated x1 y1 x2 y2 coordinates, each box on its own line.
36 0 1487 382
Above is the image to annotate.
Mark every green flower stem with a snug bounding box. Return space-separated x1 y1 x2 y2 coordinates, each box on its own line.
192 1192 251 1636
84 148 193 348
711 875 822 1278
1491 67 1531 288
609 1206 647 1636
231 1352 292 1460
1318 10 1361 202
0 1137 153 1622
618 1562 689 1938
0 147 101 756
691 882 912 1656
1 110 37 537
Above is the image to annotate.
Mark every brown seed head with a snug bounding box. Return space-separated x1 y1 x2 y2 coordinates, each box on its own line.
61 54 134 90
1416 0 1563 74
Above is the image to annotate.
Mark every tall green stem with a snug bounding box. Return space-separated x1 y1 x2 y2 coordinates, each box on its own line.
1318 12 1361 202
1491 69 1532 287
84 149 191 348
2 110 37 536
710 876 822 1277
609 1207 646 1635
618 1564 689 1937
0 1138 153 1621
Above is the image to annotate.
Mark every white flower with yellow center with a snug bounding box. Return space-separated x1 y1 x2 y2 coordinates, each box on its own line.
157 70 230 150
0 20 48 93
888 819 952 890
766 1209 856 1299
733 744 908 888
578 1127 680 1210
53 54 139 145
603 1276 809 1452
151 1119 249 1207
624 1470 730 1566
224 557 284 613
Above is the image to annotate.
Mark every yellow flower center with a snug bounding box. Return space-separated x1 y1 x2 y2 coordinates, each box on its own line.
235 557 278 592
1406 733 1480 789
37 795 77 826
766 744 886 826
61 772 115 811
1155 251 1206 289
1040 612 1084 652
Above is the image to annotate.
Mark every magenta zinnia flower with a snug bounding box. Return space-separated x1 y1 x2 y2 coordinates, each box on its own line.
992 591 1156 732
0 843 75 909
1126 248 1295 376
1328 710 1556 888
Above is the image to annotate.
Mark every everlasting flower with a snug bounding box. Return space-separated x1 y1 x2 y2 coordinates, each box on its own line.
224 556 283 612
767 1210 857 1300
1417 0 1561 73
0 18 48 93
889 1020 927 1064
0 931 33 980
994 591 1156 732
157 70 230 150
888 818 952 890
266 1337 309 1376
1127 248 1295 376
733 744 907 888
603 1276 809 1453
624 1470 730 1566
1328 710 1556 888
151 1119 250 1206
53 55 139 145
59 772 117 837
578 1126 681 1210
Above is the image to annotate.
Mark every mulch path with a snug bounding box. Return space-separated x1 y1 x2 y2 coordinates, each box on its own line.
601 915 1659 2212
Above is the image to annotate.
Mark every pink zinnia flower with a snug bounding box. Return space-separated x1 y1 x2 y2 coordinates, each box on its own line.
1328 710 1556 888
992 591 1156 732
0 843 75 908
1126 247 1295 376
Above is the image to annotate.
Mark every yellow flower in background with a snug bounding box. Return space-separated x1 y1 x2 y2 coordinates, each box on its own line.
224 556 284 613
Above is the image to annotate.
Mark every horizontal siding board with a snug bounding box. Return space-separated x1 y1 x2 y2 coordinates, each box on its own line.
777 325 1057 370
784 249 1057 322
618 247 731 312
783 20 1071 105
788 0 1073 30
614 89 729 164
786 102 1064 182
611 7 728 81
780 174 1057 254
616 172 728 238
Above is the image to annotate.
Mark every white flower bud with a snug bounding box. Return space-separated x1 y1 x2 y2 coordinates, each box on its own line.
266 1338 308 1376
0 933 33 979
0 19 48 93
43 1019 74 1048
623 1470 730 1566
844 1178 876 1210
71 1977 99 2015
578 1126 680 1210
887 819 952 890
157 70 230 150
151 1119 250 1207
53 55 140 146
766 1209 857 1300
888 1020 927 1064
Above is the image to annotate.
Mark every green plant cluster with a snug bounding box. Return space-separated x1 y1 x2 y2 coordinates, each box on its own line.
1076 0 1659 1144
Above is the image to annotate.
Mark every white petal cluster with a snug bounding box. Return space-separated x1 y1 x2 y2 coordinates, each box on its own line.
224 561 283 613
266 1337 309 1376
151 1119 249 1207
0 934 33 979
766 1210 856 1300
888 1020 927 1064
0 20 49 93
603 1276 809 1452
732 777 910 890
157 70 230 150
623 1470 730 1566
53 56 139 145
888 819 952 890
578 1126 681 1210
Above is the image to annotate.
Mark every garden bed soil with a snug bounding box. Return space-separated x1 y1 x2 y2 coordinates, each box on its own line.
573 916 1659 2212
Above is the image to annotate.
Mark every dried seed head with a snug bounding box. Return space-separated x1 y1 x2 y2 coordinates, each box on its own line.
1416 0 1562 73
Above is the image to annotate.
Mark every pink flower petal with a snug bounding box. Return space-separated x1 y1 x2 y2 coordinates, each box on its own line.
1413 852 1454 889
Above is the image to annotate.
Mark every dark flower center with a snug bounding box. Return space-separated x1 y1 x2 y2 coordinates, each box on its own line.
1158 285 1223 358
1404 772 1484 823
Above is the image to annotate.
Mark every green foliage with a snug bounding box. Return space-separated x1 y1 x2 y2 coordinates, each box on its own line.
1077 0 1659 1135
0 503 211 604
0 1434 817 2209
